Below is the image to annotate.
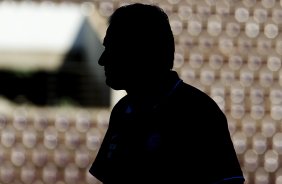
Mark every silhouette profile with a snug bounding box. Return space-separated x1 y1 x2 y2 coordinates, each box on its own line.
90 3 245 184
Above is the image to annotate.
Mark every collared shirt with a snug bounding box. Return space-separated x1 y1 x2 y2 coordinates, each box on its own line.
89 71 245 184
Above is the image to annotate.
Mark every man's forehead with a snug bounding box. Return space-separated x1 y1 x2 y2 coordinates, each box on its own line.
103 27 133 47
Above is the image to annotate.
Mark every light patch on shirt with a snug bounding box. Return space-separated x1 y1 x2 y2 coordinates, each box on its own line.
107 134 119 159
125 105 133 114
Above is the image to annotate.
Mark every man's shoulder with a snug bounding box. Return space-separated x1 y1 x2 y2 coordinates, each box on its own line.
174 81 215 105
171 81 225 117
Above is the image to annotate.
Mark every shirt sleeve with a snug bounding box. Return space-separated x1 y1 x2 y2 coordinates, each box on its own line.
89 96 129 183
89 126 112 183
203 102 245 184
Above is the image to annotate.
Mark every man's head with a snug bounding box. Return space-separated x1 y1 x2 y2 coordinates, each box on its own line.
98 3 175 90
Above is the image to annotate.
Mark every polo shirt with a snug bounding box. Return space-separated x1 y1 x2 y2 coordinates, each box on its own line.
89 71 245 184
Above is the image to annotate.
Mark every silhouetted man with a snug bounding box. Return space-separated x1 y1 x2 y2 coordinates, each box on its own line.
89 3 245 184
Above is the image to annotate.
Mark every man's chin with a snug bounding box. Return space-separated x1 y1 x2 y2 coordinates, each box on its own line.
106 79 126 90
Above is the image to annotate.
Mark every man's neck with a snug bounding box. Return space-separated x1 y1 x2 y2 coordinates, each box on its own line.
125 71 180 111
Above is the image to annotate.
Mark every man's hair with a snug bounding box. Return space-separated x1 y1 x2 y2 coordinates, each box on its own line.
108 3 175 71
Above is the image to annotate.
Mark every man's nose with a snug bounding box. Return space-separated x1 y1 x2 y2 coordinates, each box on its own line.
98 51 106 66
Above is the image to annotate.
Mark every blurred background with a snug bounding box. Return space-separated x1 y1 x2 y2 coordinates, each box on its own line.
0 0 282 183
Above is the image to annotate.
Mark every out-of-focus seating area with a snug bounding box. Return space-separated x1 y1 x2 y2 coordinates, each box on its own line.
0 97 109 184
